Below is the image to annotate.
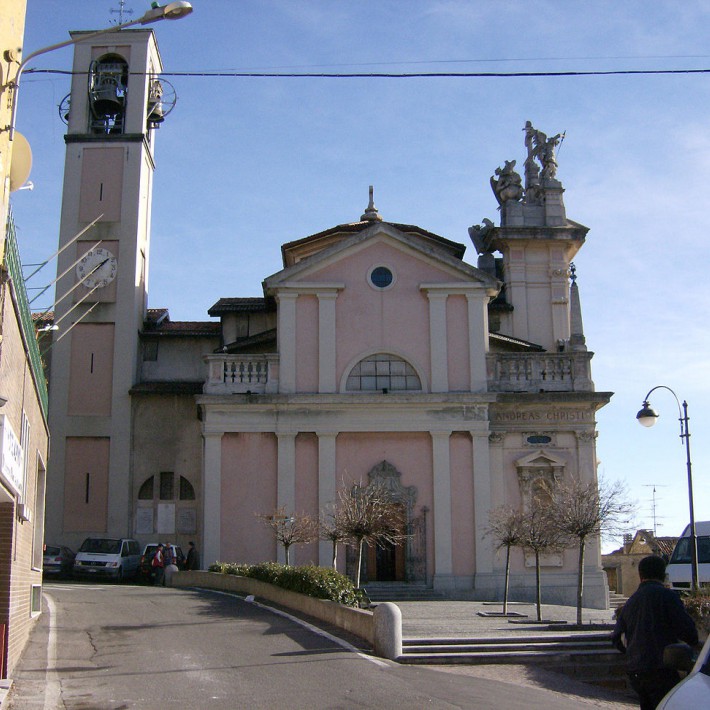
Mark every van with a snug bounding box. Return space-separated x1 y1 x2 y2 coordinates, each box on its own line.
73 538 142 581
667 521 710 590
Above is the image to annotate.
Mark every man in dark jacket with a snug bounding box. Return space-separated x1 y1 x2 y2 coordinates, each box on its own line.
185 541 199 571
612 555 698 709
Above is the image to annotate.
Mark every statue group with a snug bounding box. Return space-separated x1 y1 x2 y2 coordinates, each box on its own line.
490 121 564 206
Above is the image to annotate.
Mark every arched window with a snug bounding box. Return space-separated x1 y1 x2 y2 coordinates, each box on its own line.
346 354 421 392
138 474 195 501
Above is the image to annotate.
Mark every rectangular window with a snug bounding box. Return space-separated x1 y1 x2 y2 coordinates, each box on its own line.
31 585 42 615
20 412 30 501
142 341 158 361
32 458 46 570
159 472 174 501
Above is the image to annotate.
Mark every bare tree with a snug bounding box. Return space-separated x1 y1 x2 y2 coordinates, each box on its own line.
519 498 565 621
335 482 407 589
319 504 348 571
486 505 525 615
550 476 635 625
258 507 318 566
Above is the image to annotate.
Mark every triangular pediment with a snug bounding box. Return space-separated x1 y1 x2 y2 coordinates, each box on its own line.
515 449 567 469
264 222 499 292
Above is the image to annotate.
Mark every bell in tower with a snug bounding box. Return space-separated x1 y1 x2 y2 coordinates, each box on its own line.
88 56 128 134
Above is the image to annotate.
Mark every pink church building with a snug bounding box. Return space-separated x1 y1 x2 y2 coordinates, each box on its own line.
45 29 611 607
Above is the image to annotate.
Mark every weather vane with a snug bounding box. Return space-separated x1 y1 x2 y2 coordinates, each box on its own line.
110 0 134 25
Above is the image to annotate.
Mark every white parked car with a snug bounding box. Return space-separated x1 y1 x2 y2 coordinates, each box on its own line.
657 634 710 709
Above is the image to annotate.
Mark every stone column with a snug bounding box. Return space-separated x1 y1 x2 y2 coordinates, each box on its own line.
466 292 490 392
431 430 453 587
277 432 297 564
427 292 448 392
317 432 337 566
277 292 298 393
317 292 338 393
202 432 224 570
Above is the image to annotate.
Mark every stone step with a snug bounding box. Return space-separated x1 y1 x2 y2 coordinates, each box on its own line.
402 631 616 653
398 633 631 695
364 583 447 602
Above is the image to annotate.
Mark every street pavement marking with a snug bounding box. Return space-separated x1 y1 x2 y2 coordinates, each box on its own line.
197 587 390 668
43 593 61 710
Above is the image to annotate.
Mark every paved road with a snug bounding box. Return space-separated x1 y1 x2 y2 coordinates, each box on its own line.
6 582 632 709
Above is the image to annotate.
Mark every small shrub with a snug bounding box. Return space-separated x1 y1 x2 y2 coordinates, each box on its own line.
209 562 361 607
682 591 710 633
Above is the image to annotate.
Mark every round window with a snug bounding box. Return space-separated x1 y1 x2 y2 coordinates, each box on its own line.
370 266 393 289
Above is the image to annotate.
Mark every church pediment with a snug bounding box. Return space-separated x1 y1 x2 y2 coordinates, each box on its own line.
264 222 500 293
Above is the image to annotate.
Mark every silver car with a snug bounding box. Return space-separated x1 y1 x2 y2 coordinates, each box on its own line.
658 634 710 709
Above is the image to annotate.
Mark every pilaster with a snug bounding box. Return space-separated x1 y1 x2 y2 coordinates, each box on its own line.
317 432 337 566
472 430 494 577
431 430 453 584
276 293 298 394
317 292 338 393
277 433 297 564
202 432 223 570
427 293 448 392
466 293 489 392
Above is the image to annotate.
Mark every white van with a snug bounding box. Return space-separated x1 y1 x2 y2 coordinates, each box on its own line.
667 521 710 590
73 538 142 581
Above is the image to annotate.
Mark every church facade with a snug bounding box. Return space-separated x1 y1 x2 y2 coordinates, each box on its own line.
45 29 611 607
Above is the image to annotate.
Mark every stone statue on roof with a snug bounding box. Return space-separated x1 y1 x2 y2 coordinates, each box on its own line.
490 159 523 205
524 120 563 181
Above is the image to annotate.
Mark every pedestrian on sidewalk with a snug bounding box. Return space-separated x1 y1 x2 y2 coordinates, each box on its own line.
612 555 698 710
152 543 165 586
185 541 200 571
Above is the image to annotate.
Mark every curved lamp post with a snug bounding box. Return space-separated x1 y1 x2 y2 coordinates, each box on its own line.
636 385 698 590
6 1 194 141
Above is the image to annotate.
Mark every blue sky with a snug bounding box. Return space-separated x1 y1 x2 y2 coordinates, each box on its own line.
12 1 710 551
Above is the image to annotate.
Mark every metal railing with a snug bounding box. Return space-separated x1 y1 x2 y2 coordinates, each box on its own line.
4 208 49 414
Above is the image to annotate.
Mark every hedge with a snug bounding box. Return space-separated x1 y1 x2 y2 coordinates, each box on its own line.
208 562 363 607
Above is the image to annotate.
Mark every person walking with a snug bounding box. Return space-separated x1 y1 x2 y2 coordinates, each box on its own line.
612 554 698 710
151 543 165 586
185 541 199 571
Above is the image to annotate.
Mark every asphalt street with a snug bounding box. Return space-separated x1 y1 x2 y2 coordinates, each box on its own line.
6 582 631 709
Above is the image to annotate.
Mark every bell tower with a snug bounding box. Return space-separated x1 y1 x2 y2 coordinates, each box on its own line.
45 29 168 546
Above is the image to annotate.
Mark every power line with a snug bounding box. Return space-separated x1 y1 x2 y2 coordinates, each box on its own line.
22 67 710 79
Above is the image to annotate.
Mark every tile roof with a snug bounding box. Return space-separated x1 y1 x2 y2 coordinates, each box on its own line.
207 297 275 316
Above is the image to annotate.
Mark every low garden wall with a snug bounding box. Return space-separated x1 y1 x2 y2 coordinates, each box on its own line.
170 570 402 659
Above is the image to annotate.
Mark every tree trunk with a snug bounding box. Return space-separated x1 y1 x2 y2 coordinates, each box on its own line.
355 538 364 588
503 543 511 615
576 536 586 626
284 543 291 566
535 550 542 622
332 540 338 570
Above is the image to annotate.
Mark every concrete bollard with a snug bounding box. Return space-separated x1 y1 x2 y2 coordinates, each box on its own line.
373 602 402 660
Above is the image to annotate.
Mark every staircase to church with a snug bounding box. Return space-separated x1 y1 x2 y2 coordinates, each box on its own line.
608 591 628 609
398 632 631 693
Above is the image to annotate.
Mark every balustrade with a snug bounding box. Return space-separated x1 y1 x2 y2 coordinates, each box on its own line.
487 352 593 392
204 354 279 394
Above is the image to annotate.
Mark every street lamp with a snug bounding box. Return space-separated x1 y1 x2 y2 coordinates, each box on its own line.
5 1 193 141
636 385 699 590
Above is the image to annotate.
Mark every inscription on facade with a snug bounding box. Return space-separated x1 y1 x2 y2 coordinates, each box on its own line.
492 409 593 423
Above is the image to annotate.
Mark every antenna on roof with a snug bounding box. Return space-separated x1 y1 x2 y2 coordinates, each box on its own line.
642 484 668 536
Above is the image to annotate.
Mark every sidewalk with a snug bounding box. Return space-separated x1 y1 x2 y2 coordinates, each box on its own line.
395 600 636 709
396 600 617 639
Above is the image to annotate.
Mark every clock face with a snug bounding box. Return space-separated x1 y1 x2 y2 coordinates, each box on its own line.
76 247 117 289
